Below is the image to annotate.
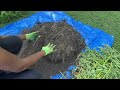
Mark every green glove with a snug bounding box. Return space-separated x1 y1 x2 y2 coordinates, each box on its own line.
41 43 56 56
25 31 39 41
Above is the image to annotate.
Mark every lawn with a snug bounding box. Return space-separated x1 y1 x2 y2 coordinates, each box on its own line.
0 11 37 28
65 11 120 51
0 11 120 51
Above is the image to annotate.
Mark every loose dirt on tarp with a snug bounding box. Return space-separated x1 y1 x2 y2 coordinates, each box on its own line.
19 20 86 79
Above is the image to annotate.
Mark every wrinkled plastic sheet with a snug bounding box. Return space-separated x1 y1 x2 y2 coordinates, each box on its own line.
0 11 114 79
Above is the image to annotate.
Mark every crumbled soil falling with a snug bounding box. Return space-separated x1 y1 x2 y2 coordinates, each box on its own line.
19 20 86 79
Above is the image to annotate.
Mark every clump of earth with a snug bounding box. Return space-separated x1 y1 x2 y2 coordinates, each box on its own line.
19 20 86 79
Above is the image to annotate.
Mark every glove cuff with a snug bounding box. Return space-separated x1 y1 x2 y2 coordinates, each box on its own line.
41 48 48 56
25 34 30 40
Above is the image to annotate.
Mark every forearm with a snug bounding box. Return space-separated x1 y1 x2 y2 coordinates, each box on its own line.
19 50 45 72
0 36 8 39
0 47 45 73
18 35 26 40
0 35 26 40
0 42 54 73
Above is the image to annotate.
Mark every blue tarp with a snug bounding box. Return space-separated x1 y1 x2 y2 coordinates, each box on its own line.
0 11 114 79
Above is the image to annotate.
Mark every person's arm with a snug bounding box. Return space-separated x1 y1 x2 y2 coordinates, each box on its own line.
0 47 45 72
0 36 9 39
18 35 26 40
0 43 55 73
0 35 26 40
0 31 39 41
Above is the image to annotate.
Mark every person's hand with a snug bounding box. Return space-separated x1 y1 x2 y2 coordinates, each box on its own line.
25 31 39 41
41 43 56 56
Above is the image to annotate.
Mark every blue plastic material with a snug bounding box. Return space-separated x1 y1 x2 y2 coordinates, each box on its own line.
51 65 76 79
0 11 114 79
51 74 65 79
67 65 77 71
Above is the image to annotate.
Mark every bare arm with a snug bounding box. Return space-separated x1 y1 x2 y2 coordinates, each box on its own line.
0 35 26 40
0 31 39 41
18 35 26 40
0 47 45 72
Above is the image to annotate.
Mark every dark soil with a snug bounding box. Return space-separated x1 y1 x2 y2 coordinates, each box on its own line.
19 20 86 79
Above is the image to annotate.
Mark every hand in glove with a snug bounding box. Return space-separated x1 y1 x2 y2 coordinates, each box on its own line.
41 43 56 56
25 31 39 41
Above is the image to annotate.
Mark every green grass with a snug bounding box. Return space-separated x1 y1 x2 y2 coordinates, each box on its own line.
73 45 120 79
0 11 37 28
65 11 120 51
